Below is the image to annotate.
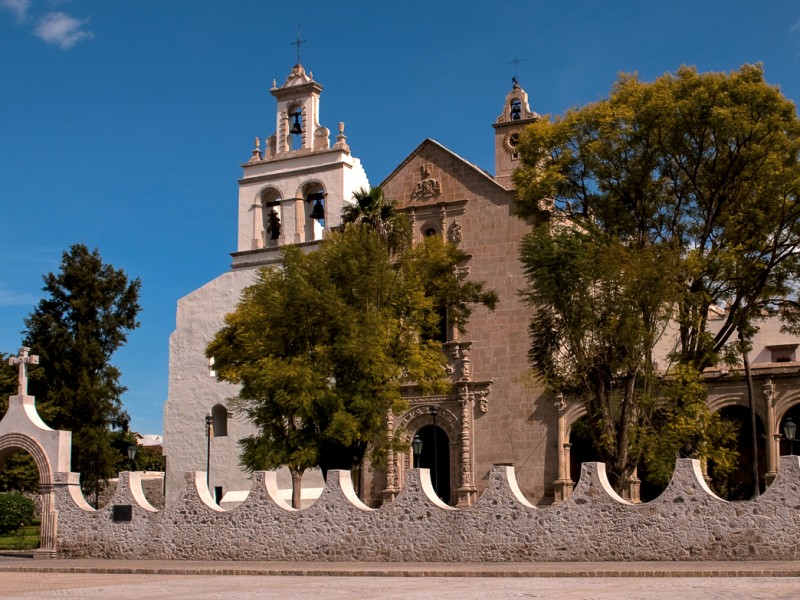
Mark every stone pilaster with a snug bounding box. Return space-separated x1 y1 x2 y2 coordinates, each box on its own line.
456 384 477 506
553 394 573 503
382 412 400 503
764 378 778 485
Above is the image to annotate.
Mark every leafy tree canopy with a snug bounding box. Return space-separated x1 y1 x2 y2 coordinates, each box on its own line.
516 64 800 370
23 244 141 504
208 195 496 506
515 64 798 489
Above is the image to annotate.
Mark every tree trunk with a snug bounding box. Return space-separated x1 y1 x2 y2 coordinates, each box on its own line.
741 334 760 499
290 468 303 509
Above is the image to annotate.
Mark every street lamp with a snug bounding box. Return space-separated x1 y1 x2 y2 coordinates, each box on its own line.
784 417 797 455
127 445 137 471
412 435 423 468
429 406 439 497
205 413 213 488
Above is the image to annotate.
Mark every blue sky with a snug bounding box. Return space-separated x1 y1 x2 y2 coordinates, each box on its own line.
2 1 800 436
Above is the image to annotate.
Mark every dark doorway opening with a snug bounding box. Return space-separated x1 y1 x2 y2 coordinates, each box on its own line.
711 405 766 500
780 404 800 457
569 416 665 501
416 424 450 504
568 417 601 490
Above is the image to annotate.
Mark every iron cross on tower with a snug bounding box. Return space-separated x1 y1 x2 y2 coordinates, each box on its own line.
8 347 38 396
508 56 525 86
291 29 306 64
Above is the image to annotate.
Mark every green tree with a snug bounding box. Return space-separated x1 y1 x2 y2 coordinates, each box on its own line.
515 64 799 489
341 186 409 252
24 244 141 506
0 354 15 418
209 209 495 507
520 225 680 487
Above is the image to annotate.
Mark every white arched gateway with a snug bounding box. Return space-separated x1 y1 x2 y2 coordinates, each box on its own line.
0 348 72 557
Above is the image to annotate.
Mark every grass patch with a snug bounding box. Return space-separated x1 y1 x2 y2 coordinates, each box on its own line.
0 522 39 550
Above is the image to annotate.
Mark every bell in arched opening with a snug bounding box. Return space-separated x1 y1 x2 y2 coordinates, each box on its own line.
290 111 303 134
308 192 325 221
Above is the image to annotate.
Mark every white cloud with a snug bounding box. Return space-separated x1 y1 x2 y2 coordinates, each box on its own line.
35 11 92 49
0 0 31 21
791 18 800 33
0 286 38 307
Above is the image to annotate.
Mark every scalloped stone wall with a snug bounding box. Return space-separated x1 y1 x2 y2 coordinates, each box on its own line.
52 456 800 562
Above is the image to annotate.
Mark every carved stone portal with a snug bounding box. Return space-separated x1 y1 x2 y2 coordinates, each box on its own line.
385 372 492 507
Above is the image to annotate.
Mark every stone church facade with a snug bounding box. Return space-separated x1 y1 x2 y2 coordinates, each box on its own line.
162 64 564 507
163 63 800 508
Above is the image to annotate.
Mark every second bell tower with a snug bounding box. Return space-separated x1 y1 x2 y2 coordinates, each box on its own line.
493 78 539 189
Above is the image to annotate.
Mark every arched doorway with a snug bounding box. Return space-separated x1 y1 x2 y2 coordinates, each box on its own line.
415 424 450 504
0 433 57 555
712 405 767 500
779 404 800 456
568 416 601 488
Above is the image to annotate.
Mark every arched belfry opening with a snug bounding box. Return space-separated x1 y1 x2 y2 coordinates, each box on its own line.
287 104 304 151
259 188 282 247
302 182 326 241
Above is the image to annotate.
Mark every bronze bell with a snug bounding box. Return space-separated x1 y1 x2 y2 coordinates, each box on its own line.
290 112 303 135
309 198 325 220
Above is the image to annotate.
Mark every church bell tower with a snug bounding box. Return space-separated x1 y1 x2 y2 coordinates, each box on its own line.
493 78 539 189
234 64 369 260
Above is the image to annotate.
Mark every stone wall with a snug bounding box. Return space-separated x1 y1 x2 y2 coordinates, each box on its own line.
96 473 165 510
52 456 800 562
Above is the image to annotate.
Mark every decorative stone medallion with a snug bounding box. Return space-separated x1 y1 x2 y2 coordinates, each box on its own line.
412 163 441 200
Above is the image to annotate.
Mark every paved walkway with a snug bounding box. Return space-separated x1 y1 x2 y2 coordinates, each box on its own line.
2 558 800 577
1 559 800 599
0 570 798 599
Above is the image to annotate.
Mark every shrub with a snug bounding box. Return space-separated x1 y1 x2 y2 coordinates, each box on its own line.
0 493 36 534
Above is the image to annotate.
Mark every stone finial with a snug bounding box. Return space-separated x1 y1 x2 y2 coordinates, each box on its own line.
334 121 349 151
249 136 262 162
8 347 38 396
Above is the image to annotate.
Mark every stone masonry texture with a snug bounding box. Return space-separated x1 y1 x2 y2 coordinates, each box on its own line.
52 456 800 562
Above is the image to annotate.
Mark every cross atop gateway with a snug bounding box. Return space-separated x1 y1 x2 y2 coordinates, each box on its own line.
8 347 38 396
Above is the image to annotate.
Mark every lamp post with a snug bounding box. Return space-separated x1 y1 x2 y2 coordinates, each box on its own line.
205 413 213 488
412 435 423 468
429 406 439 496
127 445 137 472
784 417 797 455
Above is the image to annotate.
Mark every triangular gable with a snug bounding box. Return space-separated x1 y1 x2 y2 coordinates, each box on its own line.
380 139 511 211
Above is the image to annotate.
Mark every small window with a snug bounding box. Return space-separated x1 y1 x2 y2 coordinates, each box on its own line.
211 404 228 437
510 99 522 120
423 227 438 238
768 344 798 364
